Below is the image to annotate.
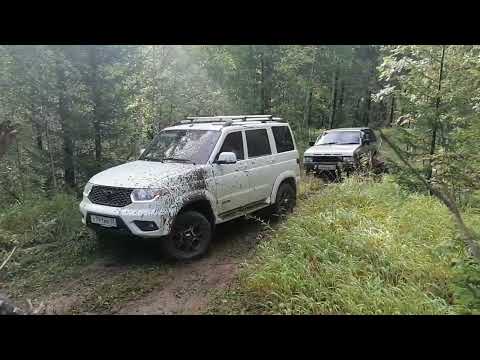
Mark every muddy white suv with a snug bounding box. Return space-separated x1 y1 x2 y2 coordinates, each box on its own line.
80 115 300 260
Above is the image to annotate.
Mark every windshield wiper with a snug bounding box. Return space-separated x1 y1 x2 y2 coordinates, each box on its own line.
318 142 337 145
338 142 360 145
143 157 164 162
160 157 195 164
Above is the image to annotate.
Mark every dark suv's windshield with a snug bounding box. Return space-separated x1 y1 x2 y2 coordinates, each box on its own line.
140 129 220 165
316 131 361 145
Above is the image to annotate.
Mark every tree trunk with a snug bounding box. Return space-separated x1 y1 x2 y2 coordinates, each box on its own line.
30 100 43 151
249 45 256 113
259 51 265 114
354 97 361 126
337 80 345 125
389 95 395 126
328 67 339 129
33 120 43 151
0 121 16 159
55 53 75 188
426 45 446 186
45 117 57 191
88 46 102 167
363 89 371 126
263 47 273 114
15 137 25 197
303 50 318 138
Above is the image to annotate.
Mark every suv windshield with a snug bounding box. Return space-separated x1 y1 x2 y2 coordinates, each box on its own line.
140 129 220 165
316 131 361 145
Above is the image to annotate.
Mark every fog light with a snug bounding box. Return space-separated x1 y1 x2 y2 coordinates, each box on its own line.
134 221 159 231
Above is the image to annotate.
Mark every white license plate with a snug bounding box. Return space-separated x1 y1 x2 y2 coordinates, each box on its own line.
315 164 337 170
90 215 117 228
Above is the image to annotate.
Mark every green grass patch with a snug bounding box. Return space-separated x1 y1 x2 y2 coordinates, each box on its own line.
210 176 479 314
0 193 98 300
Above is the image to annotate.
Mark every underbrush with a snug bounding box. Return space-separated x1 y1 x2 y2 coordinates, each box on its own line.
211 176 480 314
0 193 97 299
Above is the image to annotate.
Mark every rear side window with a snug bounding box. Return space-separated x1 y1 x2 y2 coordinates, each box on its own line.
246 129 271 158
219 131 244 160
272 126 294 153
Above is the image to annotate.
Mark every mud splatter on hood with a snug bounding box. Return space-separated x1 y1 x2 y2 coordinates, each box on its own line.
89 160 201 189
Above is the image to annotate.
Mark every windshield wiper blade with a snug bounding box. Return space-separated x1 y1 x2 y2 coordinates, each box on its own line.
143 157 164 162
338 142 360 145
319 142 337 145
160 157 195 164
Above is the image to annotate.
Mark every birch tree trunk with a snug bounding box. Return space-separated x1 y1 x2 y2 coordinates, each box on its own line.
426 45 446 186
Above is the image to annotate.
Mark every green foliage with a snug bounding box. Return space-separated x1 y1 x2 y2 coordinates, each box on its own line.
0 193 97 298
212 177 479 314
375 45 480 201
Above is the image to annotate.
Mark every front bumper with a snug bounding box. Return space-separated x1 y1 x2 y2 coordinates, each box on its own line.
79 198 173 238
304 160 355 172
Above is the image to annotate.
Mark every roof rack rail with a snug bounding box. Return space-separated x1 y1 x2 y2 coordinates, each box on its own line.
180 115 283 126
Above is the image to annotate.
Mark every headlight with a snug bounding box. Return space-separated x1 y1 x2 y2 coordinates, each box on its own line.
303 156 313 163
83 182 94 196
343 156 354 163
131 188 168 202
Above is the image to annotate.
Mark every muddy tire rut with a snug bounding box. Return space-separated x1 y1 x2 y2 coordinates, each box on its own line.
39 215 268 315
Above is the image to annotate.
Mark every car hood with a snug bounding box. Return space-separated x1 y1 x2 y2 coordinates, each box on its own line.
304 144 361 157
89 160 201 189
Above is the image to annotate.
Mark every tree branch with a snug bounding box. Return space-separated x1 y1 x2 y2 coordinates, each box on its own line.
379 129 480 262
0 246 17 272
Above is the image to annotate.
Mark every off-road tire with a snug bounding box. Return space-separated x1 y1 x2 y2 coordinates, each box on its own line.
272 182 296 216
161 210 212 261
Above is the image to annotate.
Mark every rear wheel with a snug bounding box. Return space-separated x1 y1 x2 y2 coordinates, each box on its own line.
273 182 296 216
162 211 212 261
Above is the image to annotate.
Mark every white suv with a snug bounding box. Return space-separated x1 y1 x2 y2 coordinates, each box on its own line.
79 115 300 260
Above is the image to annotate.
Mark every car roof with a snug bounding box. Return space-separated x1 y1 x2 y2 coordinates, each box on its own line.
163 121 288 132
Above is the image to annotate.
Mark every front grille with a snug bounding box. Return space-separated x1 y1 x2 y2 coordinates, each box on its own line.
313 156 342 163
88 186 133 207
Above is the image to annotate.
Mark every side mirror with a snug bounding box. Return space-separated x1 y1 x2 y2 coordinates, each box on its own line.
139 148 146 156
216 152 237 164
309 141 315 147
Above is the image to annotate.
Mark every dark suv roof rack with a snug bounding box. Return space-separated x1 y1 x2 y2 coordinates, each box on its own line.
179 115 283 126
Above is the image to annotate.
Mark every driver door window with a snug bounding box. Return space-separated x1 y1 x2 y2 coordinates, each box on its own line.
218 131 244 161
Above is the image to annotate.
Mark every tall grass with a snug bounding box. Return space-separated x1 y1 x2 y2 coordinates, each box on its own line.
216 176 477 314
0 193 97 299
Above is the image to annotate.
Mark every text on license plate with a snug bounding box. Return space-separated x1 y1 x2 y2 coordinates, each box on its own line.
315 164 337 170
90 215 117 228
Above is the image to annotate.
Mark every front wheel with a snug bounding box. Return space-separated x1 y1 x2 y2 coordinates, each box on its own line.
161 211 212 261
273 182 296 216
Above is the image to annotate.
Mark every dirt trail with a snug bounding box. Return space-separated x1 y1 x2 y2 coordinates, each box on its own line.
40 216 267 315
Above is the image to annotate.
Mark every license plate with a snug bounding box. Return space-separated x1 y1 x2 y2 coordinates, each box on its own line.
90 215 117 228
315 164 337 170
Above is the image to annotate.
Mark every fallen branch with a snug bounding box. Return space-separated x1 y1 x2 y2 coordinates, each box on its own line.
0 246 17 271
